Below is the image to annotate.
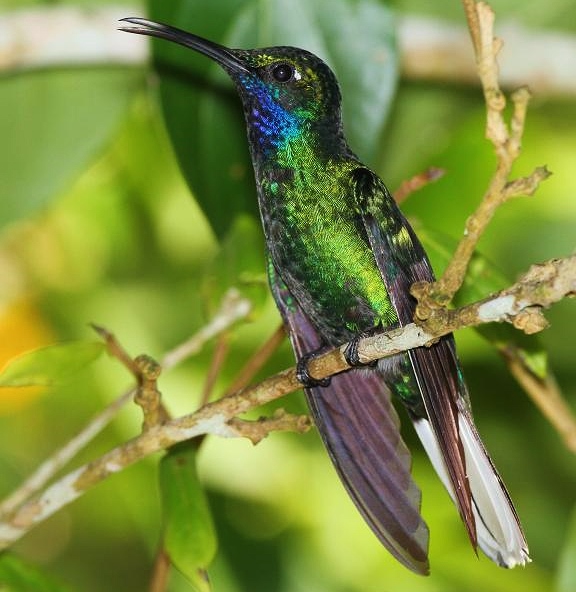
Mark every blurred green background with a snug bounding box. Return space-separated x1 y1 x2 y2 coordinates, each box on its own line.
1 0 575 591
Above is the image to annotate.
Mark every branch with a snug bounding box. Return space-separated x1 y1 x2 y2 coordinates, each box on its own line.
406 1 574 456
397 16 576 97
0 289 251 518
228 410 312 445
3 7 576 98
418 1 551 313
504 353 576 453
393 167 445 204
0 255 573 550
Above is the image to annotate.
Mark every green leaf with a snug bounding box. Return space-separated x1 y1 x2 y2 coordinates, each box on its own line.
201 214 268 315
160 445 217 591
0 341 104 388
0 68 140 228
148 0 259 240
556 504 576 592
0 553 71 592
147 0 397 238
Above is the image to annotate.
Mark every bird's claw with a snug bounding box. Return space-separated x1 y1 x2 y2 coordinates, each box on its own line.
343 331 378 368
296 352 331 388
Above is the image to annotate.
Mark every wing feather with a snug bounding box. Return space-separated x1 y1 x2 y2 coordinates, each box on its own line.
268 258 430 574
350 166 477 545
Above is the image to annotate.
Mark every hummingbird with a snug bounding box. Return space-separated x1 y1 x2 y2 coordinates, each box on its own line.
120 18 529 574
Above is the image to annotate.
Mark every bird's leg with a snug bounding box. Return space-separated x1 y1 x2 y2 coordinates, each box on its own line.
343 324 382 368
296 350 332 388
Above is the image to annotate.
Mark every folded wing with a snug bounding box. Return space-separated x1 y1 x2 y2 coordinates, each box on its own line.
268 259 430 574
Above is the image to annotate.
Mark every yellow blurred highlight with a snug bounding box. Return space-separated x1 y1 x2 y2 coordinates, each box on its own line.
0 298 54 415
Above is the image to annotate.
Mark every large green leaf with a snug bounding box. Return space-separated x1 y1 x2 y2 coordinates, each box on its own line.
147 0 259 240
160 444 217 591
557 504 576 592
201 214 268 315
0 68 140 228
147 0 398 239
0 553 71 592
0 341 104 388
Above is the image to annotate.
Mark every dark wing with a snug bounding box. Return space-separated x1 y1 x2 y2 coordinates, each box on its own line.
349 167 477 547
268 258 430 574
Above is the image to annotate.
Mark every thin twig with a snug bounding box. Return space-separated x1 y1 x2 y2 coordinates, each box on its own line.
502 351 576 453
228 409 312 445
132 355 167 430
93 324 168 429
0 389 135 518
0 289 251 519
92 323 139 375
161 290 250 371
200 334 230 407
149 547 171 592
393 167 445 205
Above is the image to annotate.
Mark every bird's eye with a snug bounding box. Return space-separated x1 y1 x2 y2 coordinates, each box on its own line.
271 63 294 83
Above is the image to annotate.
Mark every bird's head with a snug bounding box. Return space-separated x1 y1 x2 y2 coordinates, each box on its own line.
120 19 345 153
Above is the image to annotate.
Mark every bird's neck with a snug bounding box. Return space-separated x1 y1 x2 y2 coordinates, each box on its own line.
248 115 354 176
241 87 352 166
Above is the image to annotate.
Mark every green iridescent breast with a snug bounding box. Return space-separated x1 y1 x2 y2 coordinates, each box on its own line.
260 146 397 343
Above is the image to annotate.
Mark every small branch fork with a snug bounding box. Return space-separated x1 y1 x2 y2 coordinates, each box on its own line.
92 325 169 430
0 289 251 519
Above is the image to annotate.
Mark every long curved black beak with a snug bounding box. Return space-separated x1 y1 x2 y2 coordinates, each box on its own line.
119 17 251 75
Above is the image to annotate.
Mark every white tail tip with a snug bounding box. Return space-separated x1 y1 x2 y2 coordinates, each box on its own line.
413 413 530 567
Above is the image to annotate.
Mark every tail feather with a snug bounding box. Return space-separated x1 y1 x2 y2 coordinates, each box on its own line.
413 413 530 567
458 408 530 567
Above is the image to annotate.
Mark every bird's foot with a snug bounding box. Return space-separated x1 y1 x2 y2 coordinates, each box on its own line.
296 350 331 388
343 326 381 368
